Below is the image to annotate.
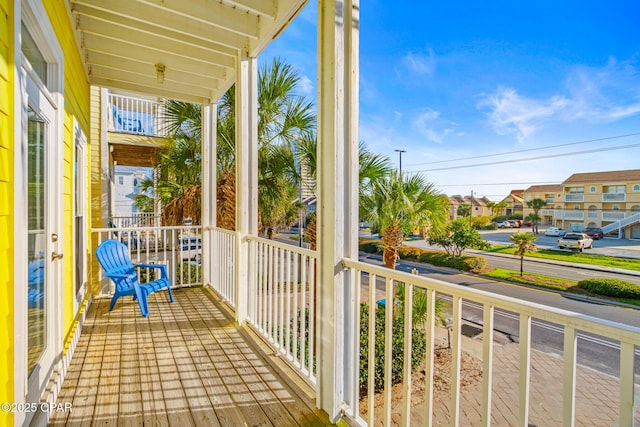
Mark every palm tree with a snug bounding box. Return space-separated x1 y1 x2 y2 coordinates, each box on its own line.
298 140 392 250
526 198 547 234
487 200 509 217
361 171 449 269
157 58 316 232
509 232 537 276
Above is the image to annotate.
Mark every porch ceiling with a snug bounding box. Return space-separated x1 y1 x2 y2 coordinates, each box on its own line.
68 0 308 103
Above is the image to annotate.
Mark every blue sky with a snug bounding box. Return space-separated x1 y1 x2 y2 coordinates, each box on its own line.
262 1 640 200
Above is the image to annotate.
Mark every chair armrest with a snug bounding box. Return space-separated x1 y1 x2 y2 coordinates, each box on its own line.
105 272 136 280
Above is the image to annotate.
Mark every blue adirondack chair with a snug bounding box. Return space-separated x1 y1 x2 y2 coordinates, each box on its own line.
96 240 174 316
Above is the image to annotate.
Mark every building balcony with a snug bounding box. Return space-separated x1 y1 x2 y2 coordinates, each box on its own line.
49 225 640 426
603 193 626 202
562 211 585 220
544 197 556 203
603 211 627 221
108 93 169 138
564 194 584 202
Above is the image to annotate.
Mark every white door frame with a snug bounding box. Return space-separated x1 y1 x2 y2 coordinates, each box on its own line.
14 0 64 424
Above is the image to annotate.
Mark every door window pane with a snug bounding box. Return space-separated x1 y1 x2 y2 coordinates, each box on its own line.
27 107 47 374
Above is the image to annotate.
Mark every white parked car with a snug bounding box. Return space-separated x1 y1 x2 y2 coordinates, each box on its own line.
177 235 202 261
544 227 566 237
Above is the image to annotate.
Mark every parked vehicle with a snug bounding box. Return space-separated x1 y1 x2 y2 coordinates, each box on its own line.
557 233 593 252
177 235 202 261
544 227 566 237
497 221 511 228
584 227 604 240
507 220 520 228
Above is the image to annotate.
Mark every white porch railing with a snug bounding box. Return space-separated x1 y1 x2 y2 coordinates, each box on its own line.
209 227 237 306
341 258 640 427
108 93 168 137
110 213 162 228
601 213 640 234
93 225 203 296
246 235 318 386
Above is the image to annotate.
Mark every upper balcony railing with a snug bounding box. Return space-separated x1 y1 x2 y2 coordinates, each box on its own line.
544 197 556 203
602 211 626 221
562 210 585 220
603 193 626 202
108 94 168 137
564 193 584 202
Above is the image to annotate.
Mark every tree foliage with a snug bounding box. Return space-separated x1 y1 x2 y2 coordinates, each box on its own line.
429 218 491 256
361 171 449 269
509 232 538 276
525 198 547 234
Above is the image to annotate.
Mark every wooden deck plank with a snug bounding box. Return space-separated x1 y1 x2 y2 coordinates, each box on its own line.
51 288 332 426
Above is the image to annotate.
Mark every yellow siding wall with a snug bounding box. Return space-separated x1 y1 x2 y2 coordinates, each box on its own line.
42 0 90 342
0 0 12 424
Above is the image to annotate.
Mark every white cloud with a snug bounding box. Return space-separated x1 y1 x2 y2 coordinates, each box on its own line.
477 87 569 141
401 49 436 76
478 57 640 140
412 108 456 144
298 75 314 96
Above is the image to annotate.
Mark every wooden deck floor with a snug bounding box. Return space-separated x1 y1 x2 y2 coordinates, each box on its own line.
49 287 332 426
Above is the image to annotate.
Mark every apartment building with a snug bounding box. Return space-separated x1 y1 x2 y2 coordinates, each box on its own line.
523 184 563 225
448 194 493 220
559 169 640 237
499 189 525 217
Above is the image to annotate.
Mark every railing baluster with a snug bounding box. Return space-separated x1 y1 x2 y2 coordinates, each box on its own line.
383 277 393 426
519 314 532 427
481 304 494 427
619 341 635 427
451 296 462 426
563 326 577 427
401 282 413 427
368 272 377 426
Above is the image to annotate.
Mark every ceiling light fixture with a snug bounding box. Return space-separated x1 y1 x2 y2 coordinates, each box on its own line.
155 63 166 84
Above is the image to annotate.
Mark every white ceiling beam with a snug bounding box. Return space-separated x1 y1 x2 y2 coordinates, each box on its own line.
89 64 216 100
82 40 228 80
92 76 208 104
71 0 249 51
86 52 223 89
77 14 236 69
223 0 277 18
249 0 307 56
72 2 238 58
136 0 260 39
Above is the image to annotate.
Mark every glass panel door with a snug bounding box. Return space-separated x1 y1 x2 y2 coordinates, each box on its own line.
27 106 47 374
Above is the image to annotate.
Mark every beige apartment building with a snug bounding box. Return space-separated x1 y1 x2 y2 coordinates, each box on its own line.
521 170 640 238
449 194 493 220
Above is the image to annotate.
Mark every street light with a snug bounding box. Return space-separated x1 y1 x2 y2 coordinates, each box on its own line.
394 149 406 174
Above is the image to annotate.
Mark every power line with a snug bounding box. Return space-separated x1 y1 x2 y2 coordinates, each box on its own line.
408 142 640 173
404 132 640 167
436 181 557 187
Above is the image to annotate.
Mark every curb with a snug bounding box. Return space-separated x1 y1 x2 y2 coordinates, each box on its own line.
359 251 640 311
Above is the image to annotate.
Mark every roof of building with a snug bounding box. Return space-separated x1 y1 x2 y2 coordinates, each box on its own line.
501 189 524 204
449 195 491 207
524 184 562 193
562 169 640 185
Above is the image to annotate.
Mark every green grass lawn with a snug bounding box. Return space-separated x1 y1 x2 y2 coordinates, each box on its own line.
488 246 640 272
481 267 640 307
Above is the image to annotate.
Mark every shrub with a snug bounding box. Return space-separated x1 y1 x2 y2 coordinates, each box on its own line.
417 251 487 272
578 278 640 299
398 245 423 260
359 304 426 394
360 239 383 254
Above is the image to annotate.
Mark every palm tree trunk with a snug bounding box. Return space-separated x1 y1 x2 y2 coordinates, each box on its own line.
382 221 403 269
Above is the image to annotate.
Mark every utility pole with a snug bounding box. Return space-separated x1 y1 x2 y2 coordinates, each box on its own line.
469 190 474 226
394 149 406 175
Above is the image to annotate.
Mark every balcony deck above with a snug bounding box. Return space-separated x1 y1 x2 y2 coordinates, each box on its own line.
49 288 332 426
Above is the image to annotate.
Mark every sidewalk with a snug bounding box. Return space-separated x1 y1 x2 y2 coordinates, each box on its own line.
429 329 638 426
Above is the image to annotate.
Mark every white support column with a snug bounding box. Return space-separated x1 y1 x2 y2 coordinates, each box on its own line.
317 0 360 420
235 55 259 323
202 102 217 289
